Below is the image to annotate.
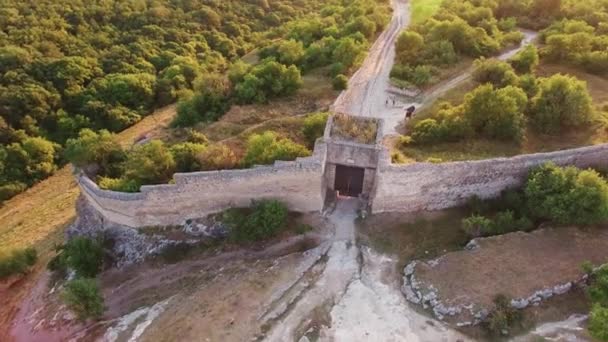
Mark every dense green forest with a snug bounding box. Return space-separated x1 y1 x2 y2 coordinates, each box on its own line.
0 0 390 200
392 0 608 88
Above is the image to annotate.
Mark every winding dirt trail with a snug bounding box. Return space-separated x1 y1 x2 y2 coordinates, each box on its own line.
333 0 538 137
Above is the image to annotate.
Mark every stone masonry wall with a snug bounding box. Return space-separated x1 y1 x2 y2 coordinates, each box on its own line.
372 144 608 213
79 143 327 228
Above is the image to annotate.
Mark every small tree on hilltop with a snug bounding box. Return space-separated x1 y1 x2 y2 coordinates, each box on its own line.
63 278 104 320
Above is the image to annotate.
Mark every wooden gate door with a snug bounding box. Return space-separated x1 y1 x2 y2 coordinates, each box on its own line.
334 165 365 197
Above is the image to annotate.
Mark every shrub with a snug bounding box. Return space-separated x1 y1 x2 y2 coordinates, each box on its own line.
123 140 176 185
589 266 608 307
472 58 519 88
395 31 424 65
0 247 37 279
98 176 140 192
462 215 493 238
484 294 522 336
332 74 348 90
63 237 105 278
411 119 443 144
63 278 104 320
171 74 231 127
197 144 239 171
234 59 302 104
64 129 125 177
243 131 310 167
589 304 608 341
302 112 329 147
462 85 527 141
170 142 206 172
0 181 27 202
509 45 539 74
228 199 289 242
529 74 594 134
525 163 608 225
490 210 533 235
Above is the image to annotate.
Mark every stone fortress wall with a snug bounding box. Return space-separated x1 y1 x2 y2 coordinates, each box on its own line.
77 114 608 228
371 144 608 213
78 142 328 228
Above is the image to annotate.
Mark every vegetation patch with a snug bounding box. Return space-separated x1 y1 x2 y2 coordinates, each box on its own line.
223 199 289 243
0 247 37 279
62 278 104 320
330 114 378 144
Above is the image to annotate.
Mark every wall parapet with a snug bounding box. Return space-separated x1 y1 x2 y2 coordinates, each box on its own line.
372 143 608 213
77 142 328 228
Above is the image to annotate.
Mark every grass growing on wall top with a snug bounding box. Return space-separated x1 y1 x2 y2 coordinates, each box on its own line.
411 0 443 24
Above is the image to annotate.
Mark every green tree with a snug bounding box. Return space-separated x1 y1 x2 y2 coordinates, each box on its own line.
525 163 608 225
4 137 58 184
589 305 608 341
64 129 125 176
243 131 310 167
124 140 176 185
472 58 519 88
333 74 349 90
170 142 206 172
302 112 329 147
395 31 425 65
63 237 105 278
63 278 104 320
462 84 528 141
530 74 594 134
509 45 539 74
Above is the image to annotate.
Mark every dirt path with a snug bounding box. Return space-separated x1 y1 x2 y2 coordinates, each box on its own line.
333 0 538 137
333 0 409 119
262 199 468 341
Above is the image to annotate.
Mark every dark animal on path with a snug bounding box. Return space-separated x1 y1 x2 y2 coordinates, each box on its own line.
404 105 416 120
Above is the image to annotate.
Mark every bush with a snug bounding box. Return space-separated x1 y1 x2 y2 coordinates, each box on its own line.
462 85 527 141
170 142 206 172
98 176 140 192
589 305 608 341
123 140 176 185
196 144 240 171
530 74 594 134
589 266 608 307
243 131 310 167
227 199 289 242
62 237 105 278
509 45 539 74
332 74 348 90
525 163 608 225
490 210 533 235
63 278 104 320
411 119 443 144
462 215 493 238
472 58 519 88
302 112 329 147
234 59 302 104
171 74 231 127
484 294 523 336
64 129 125 177
0 181 27 202
0 247 37 278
